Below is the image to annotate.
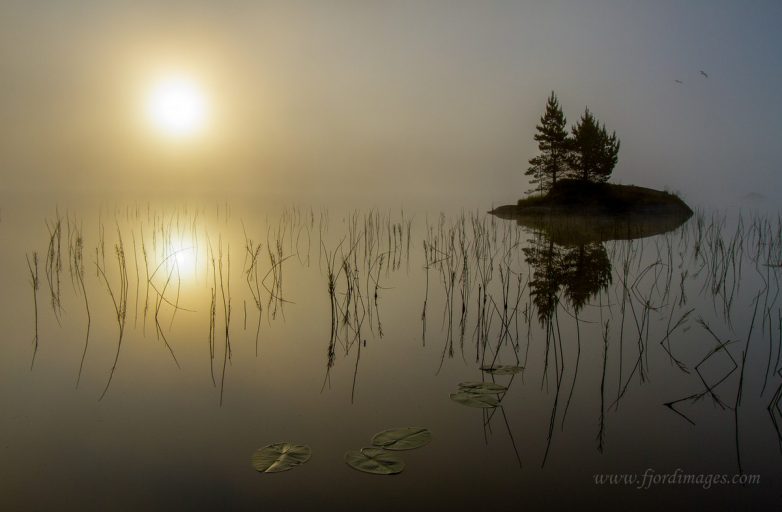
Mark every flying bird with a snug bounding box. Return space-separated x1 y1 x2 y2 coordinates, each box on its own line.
700 70 709 78
675 79 683 84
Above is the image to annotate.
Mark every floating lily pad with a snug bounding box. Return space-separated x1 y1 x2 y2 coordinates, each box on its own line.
345 447 405 475
251 443 312 473
458 381 508 394
371 427 432 450
449 391 500 408
479 365 524 375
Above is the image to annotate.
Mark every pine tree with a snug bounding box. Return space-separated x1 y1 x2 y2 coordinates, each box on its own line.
569 108 600 182
525 92 570 194
569 108 620 183
597 126 620 181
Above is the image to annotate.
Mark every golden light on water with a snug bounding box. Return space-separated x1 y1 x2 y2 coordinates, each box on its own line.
173 245 196 276
166 237 198 281
147 234 201 291
145 74 209 138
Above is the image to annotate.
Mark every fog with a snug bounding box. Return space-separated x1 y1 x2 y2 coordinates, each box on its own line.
1 0 781 209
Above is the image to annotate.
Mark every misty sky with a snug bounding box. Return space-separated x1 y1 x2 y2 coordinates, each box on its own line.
1 1 781 207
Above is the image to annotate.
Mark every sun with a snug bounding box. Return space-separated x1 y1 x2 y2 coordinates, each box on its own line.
145 74 209 138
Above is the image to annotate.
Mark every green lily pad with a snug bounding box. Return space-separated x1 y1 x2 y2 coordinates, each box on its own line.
345 448 405 475
479 365 524 375
371 427 432 450
457 381 508 394
251 443 312 473
450 391 500 408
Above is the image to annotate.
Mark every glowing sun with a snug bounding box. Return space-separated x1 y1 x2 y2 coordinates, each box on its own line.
145 74 209 138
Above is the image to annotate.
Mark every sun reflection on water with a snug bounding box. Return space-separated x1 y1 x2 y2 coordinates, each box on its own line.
161 237 198 281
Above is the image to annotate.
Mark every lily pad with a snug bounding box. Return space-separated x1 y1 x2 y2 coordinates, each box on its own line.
457 381 508 394
371 427 432 450
345 447 405 475
479 365 524 376
450 390 500 408
251 443 312 473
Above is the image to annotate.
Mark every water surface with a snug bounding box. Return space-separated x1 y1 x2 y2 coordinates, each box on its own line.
1 198 780 511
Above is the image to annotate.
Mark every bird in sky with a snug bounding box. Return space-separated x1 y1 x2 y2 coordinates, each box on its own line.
700 70 709 78
675 79 684 84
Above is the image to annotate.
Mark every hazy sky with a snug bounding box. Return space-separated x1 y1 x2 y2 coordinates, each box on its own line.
1 1 781 207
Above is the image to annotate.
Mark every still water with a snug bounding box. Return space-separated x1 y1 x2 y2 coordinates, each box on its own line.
0 197 780 511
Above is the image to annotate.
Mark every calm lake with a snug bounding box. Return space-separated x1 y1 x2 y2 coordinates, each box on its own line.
1 196 780 511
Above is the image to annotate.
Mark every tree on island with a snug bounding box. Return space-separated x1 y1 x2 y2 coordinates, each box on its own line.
524 96 620 193
525 92 570 195
568 107 620 183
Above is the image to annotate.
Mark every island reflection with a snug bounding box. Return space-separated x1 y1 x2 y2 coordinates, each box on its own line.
503 212 692 320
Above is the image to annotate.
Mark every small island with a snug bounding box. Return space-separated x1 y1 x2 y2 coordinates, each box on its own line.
491 93 693 220
491 185 693 245
491 179 692 217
